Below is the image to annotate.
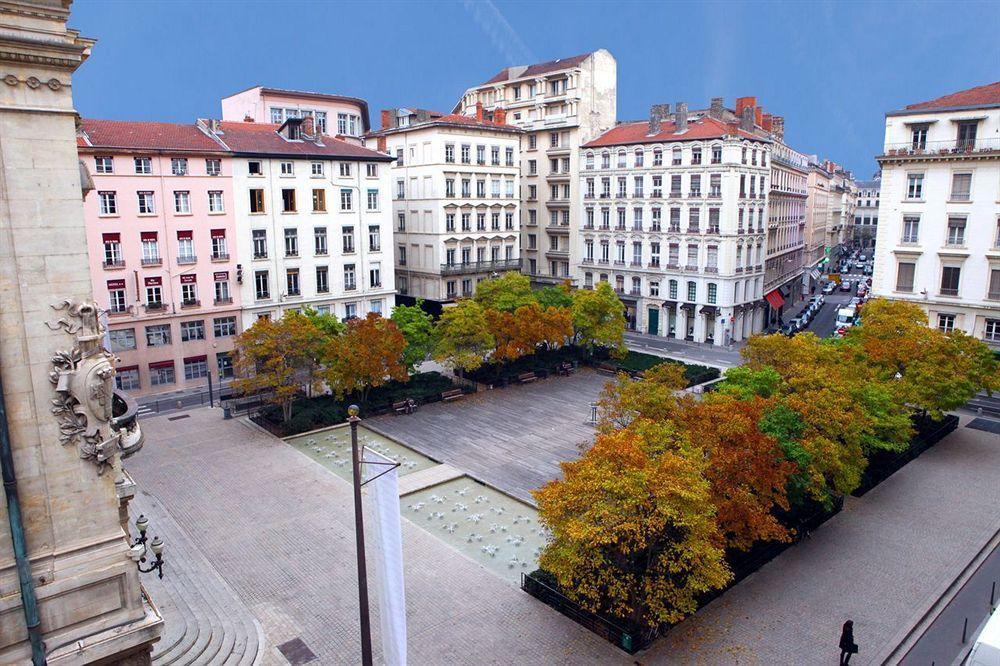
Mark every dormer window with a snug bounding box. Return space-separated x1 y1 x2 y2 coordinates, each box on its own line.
279 118 304 141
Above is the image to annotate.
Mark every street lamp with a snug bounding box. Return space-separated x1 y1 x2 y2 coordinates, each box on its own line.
348 405 374 666
128 514 165 579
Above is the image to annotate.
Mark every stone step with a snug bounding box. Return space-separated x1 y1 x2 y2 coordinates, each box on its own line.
397 463 465 496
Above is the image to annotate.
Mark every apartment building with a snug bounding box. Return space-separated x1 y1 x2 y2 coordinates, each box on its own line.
366 107 522 305
454 50 617 284
765 128 809 323
827 162 857 264
804 160 832 283
577 98 772 345
221 85 369 143
853 176 880 250
78 120 242 396
210 117 396 326
873 81 1000 344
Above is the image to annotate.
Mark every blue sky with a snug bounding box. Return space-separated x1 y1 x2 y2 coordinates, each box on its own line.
71 0 1000 177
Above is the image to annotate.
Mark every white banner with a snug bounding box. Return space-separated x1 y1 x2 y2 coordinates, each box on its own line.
364 447 407 665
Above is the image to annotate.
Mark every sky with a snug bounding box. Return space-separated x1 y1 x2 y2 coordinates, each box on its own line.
70 0 1000 178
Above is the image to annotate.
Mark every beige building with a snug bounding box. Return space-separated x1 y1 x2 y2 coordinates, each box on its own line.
367 107 522 305
0 1 161 664
454 50 617 284
765 130 809 316
804 160 832 277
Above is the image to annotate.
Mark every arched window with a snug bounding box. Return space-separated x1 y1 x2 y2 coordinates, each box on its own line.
634 148 644 167
601 151 610 169
711 144 722 164
585 152 594 170
617 150 627 168
672 146 682 165
653 148 663 166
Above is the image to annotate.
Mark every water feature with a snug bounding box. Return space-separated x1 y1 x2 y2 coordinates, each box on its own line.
285 425 436 482
400 476 549 584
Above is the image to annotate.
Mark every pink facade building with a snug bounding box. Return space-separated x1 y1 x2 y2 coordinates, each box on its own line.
78 120 241 396
220 86 370 143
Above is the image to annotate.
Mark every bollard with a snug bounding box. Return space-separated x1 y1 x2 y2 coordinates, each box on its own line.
991 580 996 608
962 617 968 643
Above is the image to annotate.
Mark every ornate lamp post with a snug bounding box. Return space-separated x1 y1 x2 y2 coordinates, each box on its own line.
128 514 165 579
348 404 373 666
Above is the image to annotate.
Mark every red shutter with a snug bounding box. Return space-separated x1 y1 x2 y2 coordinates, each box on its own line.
102 232 120 242
140 231 158 241
177 230 193 240
180 274 197 284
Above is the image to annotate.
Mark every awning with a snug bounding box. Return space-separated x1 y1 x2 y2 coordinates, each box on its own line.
700 305 720 316
679 302 696 312
810 268 821 280
765 290 785 309
213 271 229 281
149 360 174 369
211 228 226 238
660 300 678 309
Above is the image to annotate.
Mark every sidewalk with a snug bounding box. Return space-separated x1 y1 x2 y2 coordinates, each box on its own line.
624 330 744 368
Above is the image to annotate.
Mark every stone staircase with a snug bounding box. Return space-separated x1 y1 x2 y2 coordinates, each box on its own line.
130 491 263 666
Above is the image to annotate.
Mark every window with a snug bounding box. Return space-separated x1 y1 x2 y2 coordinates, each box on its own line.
208 190 224 213
906 173 924 200
368 225 381 251
94 156 113 174
286 269 300 296
206 159 221 176
248 161 263 175
940 266 961 296
691 147 702 165
989 269 1000 300
112 368 138 394
340 162 352 177
937 314 956 333
985 319 1000 343
370 262 381 288
311 161 324 177
146 324 171 346
171 158 188 176
133 157 151 174
669 279 678 299
284 228 298 257
314 227 328 255
102 233 122 267
281 189 296 212
214 276 230 303
711 145 722 164
338 113 360 136
254 270 269 299
280 161 294 176
307 188 326 213
98 191 117 215
687 281 697 301
213 316 237 338
180 279 198 305
367 189 379 211
211 230 228 259
150 363 175 387
445 144 455 163
173 190 190 214
184 357 208 381
340 189 353 211
946 217 966 246
249 189 265 213
950 173 972 201
180 320 205 342
707 283 717 304
476 145 486 164
902 216 920 243
957 121 978 150
505 147 514 166
177 233 195 262
366 163 378 178
911 124 928 150
342 226 355 253
344 264 356 290
252 229 268 259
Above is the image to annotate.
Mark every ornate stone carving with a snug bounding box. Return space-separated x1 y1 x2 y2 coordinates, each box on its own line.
47 299 121 473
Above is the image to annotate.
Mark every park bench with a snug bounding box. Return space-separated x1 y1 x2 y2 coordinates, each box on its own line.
517 372 537 384
556 362 575 376
441 388 464 402
392 400 418 415
595 362 618 376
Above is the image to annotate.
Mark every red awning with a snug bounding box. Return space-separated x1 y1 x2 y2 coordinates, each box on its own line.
148 360 174 369
764 290 785 309
102 232 120 242
211 228 226 238
140 231 158 241
177 230 193 240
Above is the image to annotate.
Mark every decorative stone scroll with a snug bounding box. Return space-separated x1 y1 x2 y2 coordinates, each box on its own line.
46 299 120 473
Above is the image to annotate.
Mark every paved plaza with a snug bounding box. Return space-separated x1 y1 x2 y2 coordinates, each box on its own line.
127 391 1000 665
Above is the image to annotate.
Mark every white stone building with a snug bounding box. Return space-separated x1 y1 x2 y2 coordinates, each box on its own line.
853 176 881 250
577 100 772 345
206 118 396 327
365 107 522 305
454 50 617 284
873 81 1000 344
766 138 809 319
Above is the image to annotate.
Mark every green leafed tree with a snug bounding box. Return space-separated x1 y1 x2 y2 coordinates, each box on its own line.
473 271 536 312
571 282 626 356
390 301 435 372
301 305 346 338
432 300 495 375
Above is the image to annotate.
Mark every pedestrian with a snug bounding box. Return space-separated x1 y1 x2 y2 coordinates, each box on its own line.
839 620 858 665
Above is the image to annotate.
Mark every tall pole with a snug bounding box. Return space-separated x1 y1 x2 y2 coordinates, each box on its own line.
348 405 373 666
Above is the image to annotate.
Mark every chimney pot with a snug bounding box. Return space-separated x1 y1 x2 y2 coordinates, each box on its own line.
493 107 506 125
675 102 688 132
740 107 754 131
475 102 484 122
709 97 724 119
377 136 386 153
380 109 392 130
755 106 763 127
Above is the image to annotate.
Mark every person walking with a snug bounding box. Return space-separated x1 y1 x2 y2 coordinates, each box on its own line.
839 620 858 665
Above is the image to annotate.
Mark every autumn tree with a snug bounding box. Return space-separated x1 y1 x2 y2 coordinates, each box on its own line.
535 424 731 629
390 301 435 372
233 312 326 422
485 307 532 362
571 282 626 356
301 305 346 338
473 272 536 312
432 300 495 375
596 362 688 433
532 304 574 350
324 313 408 403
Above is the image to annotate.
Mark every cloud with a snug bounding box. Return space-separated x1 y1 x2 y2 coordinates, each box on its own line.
463 0 536 66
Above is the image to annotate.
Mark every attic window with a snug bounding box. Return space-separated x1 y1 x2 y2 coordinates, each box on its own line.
280 118 304 141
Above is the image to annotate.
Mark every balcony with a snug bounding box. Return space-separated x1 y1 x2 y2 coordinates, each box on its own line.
180 298 201 309
546 198 570 208
878 137 1000 161
440 258 522 276
141 257 162 267
669 191 682 199
108 305 130 316
212 253 230 261
547 224 570 234
214 296 233 305
177 255 197 265
145 302 164 312
103 259 126 269
111 390 144 459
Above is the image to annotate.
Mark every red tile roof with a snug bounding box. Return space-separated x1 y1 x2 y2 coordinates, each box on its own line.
482 52 593 85
214 121 392 160
903 81 1000 111
582 116 762 148
78 119 223 152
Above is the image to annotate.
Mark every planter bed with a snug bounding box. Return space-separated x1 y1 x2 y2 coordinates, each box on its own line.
852 413 959 497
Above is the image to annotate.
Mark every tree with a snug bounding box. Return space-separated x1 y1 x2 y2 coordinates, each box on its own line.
485 307 532 362
325 313 408 403
533 304 574 350
233 312 326 423
535 424 731 629
596 362 687 433
432 300 495 375
390 301 435 372
473 272 536 312
301 305 346 338
536 282 574 309
571 282 626 356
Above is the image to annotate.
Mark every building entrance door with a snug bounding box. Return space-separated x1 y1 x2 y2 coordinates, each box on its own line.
647 308 659 335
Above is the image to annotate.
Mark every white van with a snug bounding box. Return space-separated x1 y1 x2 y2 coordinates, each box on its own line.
967 604 1000 665
835 306 857 328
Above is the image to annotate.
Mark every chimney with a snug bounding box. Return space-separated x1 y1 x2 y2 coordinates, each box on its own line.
754 106 763 128
740 106 754 131
761 113 773 132
735 96 757 117
301 115 315 137
475 101 484 122
380 109 392 130
377 135 386 153
770 115 785 141
709 97 724 119
243 114 254 123
494 107 506 125
675 102 688 132
648 103 669 134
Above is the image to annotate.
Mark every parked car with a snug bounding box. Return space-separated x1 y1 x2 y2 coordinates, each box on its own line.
810 295 825 308
822 282 836 295
781 322 798 336
840 280 853 292
859 254 867 262
863 265 873 276
789 316 804 332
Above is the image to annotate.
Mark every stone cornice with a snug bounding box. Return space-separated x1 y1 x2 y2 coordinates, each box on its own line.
0 31 94 71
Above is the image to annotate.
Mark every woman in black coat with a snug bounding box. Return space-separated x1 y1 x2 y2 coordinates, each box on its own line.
839 620 858 665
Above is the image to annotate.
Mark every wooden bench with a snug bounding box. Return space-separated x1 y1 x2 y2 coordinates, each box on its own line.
441 388 464 402
392 400 410 415
595 362 618 376
517 372 537 384
556 362 575 376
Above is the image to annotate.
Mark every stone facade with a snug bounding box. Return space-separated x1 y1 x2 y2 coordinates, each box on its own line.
852 177 880 250
0 1 161 663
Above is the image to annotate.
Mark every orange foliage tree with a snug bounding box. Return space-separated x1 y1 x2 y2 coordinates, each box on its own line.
324 313 408 403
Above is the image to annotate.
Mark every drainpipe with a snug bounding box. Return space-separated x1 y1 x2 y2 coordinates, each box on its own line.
0 368 46 665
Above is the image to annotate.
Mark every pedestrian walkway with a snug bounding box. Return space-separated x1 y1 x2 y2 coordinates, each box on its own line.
623 330 744 368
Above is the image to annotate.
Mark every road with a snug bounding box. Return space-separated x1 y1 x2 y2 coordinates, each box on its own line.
134 379 231 417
